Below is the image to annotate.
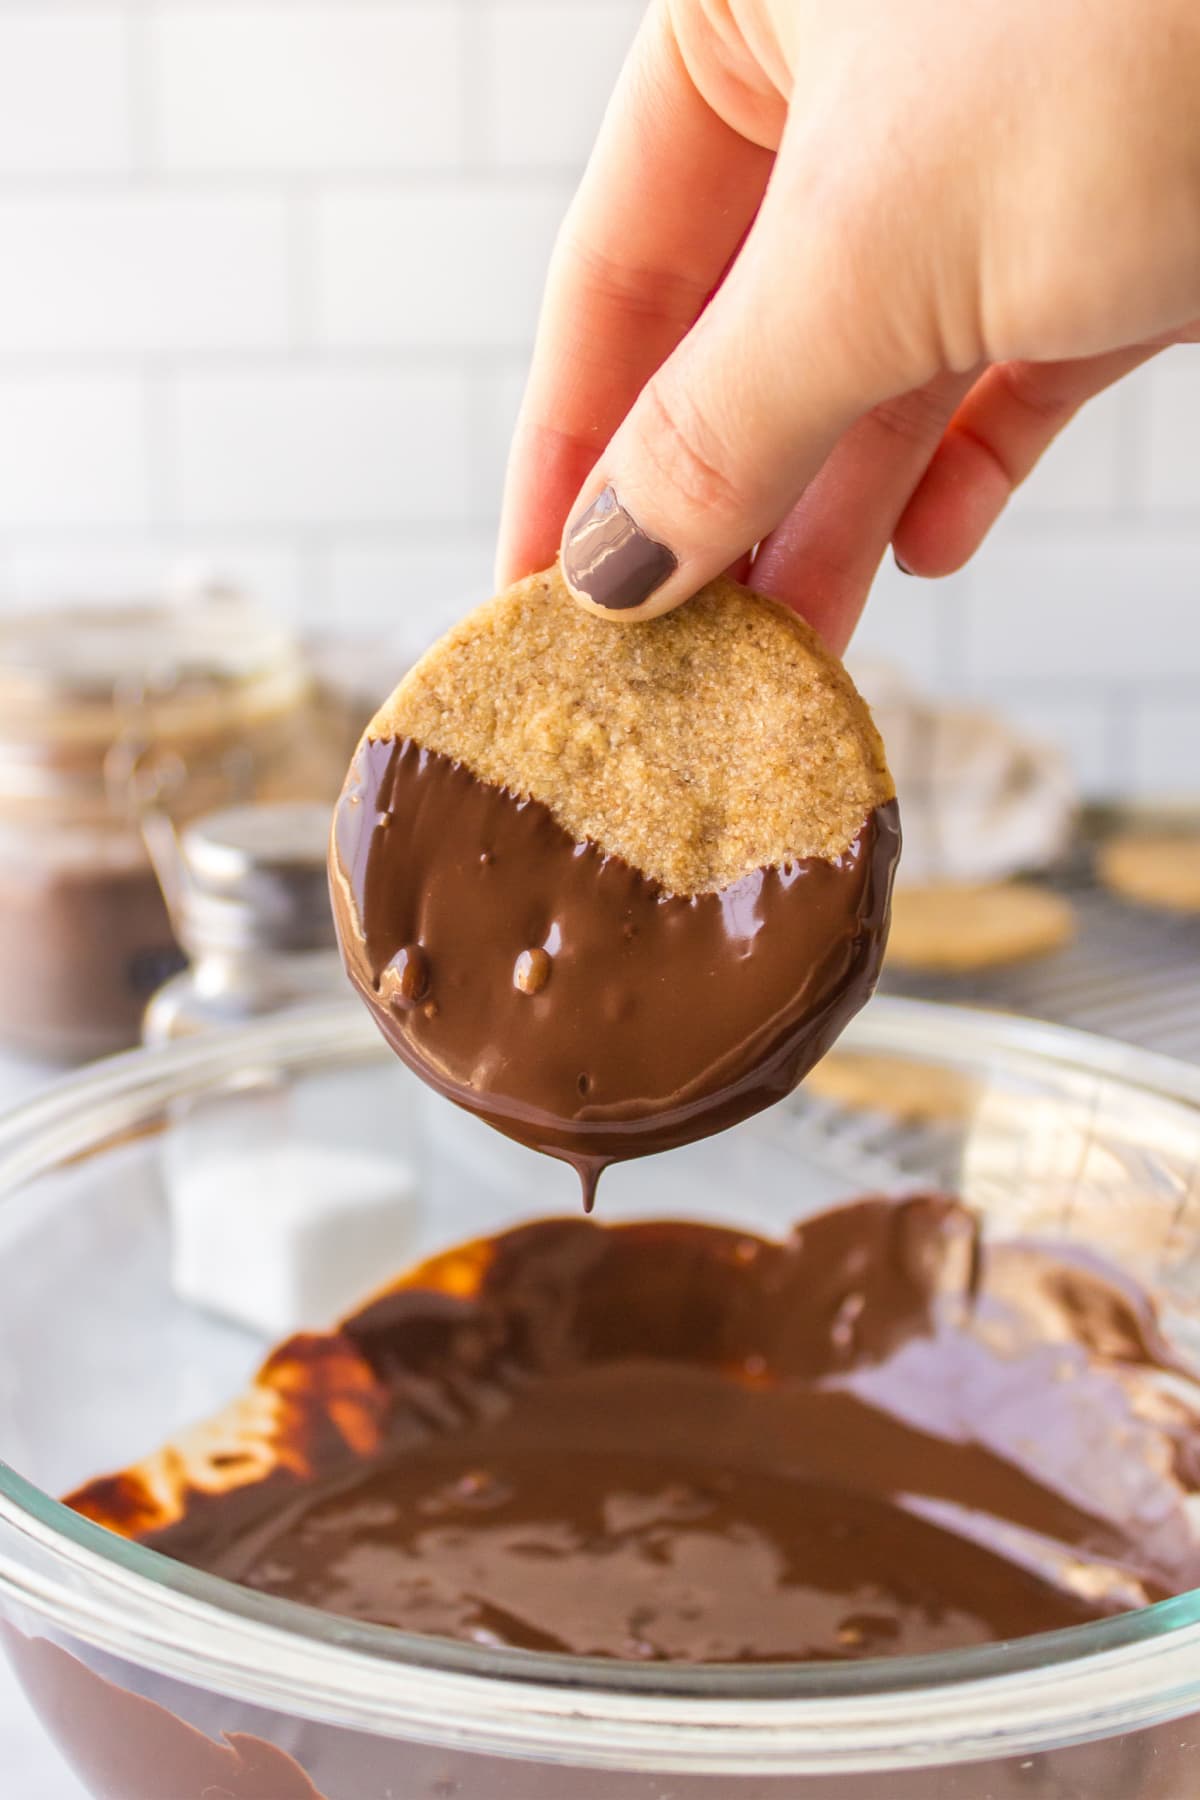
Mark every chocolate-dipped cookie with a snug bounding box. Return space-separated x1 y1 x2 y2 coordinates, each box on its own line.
330 565 899 1204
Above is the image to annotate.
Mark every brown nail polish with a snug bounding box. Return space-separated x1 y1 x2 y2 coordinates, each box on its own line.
563 485 678 612
893 550 914 576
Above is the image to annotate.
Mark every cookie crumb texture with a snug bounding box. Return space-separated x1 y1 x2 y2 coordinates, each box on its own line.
371 566 893 894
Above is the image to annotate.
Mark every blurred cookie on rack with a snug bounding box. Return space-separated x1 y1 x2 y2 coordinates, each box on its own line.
852 666 1079 972
1098 831 1200 914
886 881 1076 973
805 1049 979 1126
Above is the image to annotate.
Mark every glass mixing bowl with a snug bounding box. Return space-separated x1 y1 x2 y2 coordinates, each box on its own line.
3 997 1200 1799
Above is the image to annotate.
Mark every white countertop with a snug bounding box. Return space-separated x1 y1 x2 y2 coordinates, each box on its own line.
0 1049 90 1797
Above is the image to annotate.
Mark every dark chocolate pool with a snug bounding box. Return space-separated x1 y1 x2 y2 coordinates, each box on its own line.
69 1194 1200 1665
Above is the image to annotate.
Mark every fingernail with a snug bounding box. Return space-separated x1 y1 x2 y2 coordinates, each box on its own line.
893 550 914 576
562 485 677 612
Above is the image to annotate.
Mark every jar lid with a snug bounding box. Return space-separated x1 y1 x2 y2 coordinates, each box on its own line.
0 586 309 750
176 801 336 956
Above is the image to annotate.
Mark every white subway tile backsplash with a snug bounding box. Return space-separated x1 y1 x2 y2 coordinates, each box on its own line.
152 5 463 172
0 375 148 528
0 14 132 176
168 368 472 527
1143 348 1200 511
0 193 291 353
1128 699 1200 800
482 2 643 167
849 558 967 696
315 184 567 350
962 534 1200 683
319 539 497 641
6 540 304 622
1004 377 1128 518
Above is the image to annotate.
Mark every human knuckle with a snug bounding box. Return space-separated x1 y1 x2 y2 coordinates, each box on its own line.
992 360 1074 427
869 386 953 447
639 381 743 519
554 229 704 334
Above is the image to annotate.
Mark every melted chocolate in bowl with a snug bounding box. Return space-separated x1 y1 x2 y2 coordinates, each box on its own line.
329 740 900 1206
70 1197 1200 1664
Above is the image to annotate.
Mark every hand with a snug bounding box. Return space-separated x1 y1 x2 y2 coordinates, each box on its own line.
496 0 1200 651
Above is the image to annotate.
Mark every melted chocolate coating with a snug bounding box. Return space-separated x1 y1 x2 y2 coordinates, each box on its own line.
330 739 900 1206
77 1197 1200 1666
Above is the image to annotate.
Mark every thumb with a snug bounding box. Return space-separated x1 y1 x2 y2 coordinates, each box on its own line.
558 163 937 621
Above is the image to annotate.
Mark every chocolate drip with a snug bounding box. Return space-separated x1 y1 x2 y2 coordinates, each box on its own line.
330 739 899 1206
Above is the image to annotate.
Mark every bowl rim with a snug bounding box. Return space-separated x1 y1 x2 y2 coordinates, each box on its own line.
3 996 1200 1774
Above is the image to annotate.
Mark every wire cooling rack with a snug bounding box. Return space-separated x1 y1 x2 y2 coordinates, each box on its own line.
752 839 1200 1195
877 820 1200 1058
879 867 1200 1064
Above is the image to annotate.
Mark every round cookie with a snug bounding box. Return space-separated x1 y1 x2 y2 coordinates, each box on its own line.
1098 833 1200 914
886 882 1075 974
330 564 899 1204
806 1051 978 1126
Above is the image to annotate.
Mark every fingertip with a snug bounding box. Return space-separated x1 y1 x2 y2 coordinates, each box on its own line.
560 482 684 620
892 428 1010 577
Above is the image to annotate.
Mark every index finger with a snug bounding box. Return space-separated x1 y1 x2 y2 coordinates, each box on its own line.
495 2 774 587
